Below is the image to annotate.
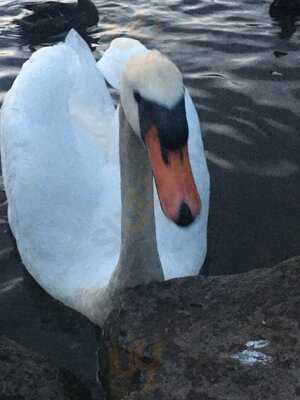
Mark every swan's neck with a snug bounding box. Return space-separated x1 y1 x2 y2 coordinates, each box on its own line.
108 105 164 294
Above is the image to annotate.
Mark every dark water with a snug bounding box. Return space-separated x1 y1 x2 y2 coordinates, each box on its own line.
0 0 299 397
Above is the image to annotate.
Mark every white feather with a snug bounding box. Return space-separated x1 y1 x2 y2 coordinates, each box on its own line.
97 37 148 90
0 30 210 323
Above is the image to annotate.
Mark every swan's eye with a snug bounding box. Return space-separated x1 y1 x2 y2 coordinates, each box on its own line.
134 91 142 103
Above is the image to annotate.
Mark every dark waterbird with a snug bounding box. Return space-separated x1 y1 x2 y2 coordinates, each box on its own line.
17 0 99 35
269 0 300 38
269 0 300 15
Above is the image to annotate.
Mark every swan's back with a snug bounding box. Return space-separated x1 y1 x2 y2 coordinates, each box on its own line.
1 31 120 315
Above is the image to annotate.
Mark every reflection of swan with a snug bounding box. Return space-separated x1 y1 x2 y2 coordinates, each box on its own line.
0 31 210 326
18 0 98 35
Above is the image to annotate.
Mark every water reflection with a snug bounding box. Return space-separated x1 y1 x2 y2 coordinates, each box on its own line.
18 26 99 50
270 14 299 39
0 276 23 294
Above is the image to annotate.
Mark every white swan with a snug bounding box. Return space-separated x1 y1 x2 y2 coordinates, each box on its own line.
0 31 210 326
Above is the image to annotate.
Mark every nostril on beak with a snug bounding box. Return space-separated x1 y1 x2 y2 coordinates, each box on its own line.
176 202 194 227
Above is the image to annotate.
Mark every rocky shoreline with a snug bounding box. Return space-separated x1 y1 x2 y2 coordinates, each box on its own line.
0 335 93 399
1 257 300 399
100 257 300 399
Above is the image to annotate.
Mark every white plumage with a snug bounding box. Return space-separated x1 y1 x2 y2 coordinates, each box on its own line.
0 30 210 325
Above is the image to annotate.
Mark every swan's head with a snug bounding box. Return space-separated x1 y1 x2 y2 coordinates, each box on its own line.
120 51 201 227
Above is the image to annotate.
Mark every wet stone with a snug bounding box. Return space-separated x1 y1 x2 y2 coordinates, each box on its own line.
0 336 93 400
100 257 300 400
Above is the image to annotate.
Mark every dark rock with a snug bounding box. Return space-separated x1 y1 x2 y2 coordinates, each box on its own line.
0 336 93 400
100 257 300 400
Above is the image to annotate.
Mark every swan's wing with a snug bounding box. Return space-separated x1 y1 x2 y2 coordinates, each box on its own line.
1 30 121 315
97 37 148 90
65 30 116 151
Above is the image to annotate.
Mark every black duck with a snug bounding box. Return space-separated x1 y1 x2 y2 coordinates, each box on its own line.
18 0 98 34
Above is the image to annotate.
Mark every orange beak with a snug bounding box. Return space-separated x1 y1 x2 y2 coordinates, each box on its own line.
144 125 201 227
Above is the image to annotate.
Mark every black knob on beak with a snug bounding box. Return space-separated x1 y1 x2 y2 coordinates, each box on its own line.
176 202 194 227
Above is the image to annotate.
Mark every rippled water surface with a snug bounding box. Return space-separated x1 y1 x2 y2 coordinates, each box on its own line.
0 0 299 396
